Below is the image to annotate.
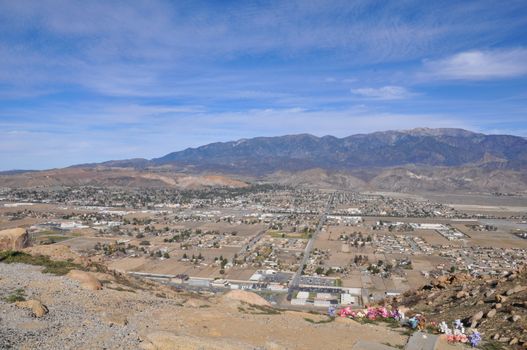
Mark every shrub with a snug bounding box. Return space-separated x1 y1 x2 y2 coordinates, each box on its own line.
0 250 82 275
3 288 26 303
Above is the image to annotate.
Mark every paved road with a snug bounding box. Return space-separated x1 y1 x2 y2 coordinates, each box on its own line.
287 192 334 299
238 229 267 256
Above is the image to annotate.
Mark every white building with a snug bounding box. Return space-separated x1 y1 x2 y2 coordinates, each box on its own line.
314 299 331 308
340 293 358 305
291 298 307 306
297 291 309 299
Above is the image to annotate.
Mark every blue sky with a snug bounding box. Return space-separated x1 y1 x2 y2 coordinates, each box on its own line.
1 0 526 170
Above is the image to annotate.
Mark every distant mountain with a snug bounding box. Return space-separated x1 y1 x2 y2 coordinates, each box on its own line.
2 128 526 192
0 169 39 175
152 128 527 174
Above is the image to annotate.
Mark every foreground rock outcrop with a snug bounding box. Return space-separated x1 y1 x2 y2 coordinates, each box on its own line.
15 299 48 318
0 228 29 251
66 270 103 290
222 289 271 307
396 268 527 348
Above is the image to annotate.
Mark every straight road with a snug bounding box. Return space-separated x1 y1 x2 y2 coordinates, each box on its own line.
287 192 335 300
238 228 267 256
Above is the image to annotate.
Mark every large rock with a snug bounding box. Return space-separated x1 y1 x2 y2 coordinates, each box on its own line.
0 228 29 251
15 299 48 317
506 285 526 296
472 311 483 321
67 270 102 290
495 294 508 303
222 290 271 307
455 291 467 299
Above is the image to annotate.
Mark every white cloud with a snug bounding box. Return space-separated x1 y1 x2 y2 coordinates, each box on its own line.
350 86 416 100
423 48 527 80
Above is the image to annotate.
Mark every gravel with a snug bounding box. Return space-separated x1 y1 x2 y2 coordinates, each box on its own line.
0 263 143 350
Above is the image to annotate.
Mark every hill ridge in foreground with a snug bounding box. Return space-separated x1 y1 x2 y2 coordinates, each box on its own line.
1 260 407 350
397 268 527 348
2 248 526 349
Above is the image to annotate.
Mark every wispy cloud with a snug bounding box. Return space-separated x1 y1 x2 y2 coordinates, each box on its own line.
1 1 526 98
0 103 478 170
0 1 526 169
350 86 417 100
423 48 527 80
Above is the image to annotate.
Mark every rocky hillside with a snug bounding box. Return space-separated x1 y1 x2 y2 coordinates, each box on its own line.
0 167 248 189
267 166 527 193
0 249 407 350
2 246 526 349
396 268 527 348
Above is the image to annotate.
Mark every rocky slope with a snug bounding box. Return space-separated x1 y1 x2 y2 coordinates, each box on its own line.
0 167 248 189
266 166 527 193
2 246 527 349
396 268 527 348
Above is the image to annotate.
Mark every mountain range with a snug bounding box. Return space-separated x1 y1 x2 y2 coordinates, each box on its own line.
2 128 526 192
150 128 526 173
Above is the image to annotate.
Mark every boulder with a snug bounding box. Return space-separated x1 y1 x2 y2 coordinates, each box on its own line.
495 294 508 303
471 311 484 323
67 270 102 290
455 291 467 299
0 228 29 251
486 309 497 318
15 300 48 318
222 290 270 307
506 285 526 296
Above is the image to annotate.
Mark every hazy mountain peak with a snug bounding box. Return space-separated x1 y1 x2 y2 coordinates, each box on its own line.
151 128 526 175
403 127 480 137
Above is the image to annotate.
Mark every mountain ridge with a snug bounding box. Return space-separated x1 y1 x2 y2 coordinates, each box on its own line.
2 128 526 193
150 128 527 174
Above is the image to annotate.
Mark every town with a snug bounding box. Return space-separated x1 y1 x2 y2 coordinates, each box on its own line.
1 185 526 311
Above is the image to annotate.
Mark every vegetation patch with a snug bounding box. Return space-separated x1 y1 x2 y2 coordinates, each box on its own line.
3 288 26 303
304 316 335 324
238 303 282 315
0 250 82 275
105 285 136 293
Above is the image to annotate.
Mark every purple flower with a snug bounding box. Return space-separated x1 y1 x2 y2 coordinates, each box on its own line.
468 331 481 347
